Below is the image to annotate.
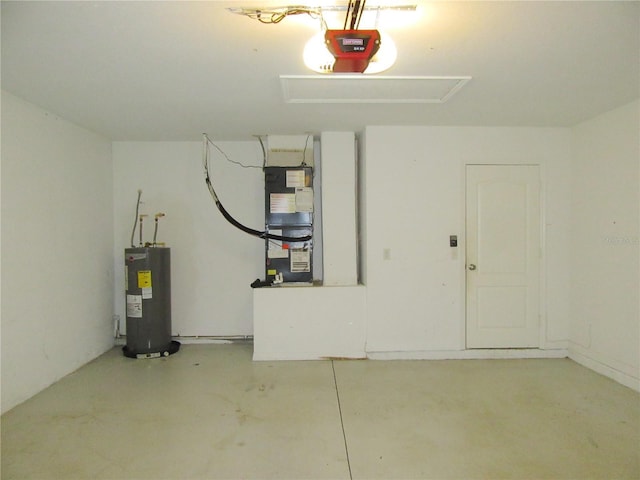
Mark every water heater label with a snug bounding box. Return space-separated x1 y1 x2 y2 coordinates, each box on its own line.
138 270 152 288
126 294 142 318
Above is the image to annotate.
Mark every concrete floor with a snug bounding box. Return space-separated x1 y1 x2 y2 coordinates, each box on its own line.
1 344 639 479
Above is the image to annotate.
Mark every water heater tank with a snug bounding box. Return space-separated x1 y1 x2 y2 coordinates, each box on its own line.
123 247 180 358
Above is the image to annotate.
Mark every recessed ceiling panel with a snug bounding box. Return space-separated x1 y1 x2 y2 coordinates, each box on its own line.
280 75 471 104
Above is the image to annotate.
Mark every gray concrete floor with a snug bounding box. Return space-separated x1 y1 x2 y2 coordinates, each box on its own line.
2 344 639 479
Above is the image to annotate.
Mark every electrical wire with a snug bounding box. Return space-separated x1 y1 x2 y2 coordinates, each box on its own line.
255 135 267 169
205 135 262 169
130 190 142 248
202 133 312 243
301 134 312 166
229 6 322 25
255 133 311 167
229 4 413 28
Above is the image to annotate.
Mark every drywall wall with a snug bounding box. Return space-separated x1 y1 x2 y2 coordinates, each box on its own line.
321 132 358 285
362 126 572 354
253 285 366 360
1 91 114 413
112 141 265 336
569 100 640 391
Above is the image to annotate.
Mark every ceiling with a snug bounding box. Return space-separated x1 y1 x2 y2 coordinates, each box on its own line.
2 1 638 141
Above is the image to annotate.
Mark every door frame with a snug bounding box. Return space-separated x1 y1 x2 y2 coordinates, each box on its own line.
460 162 548 350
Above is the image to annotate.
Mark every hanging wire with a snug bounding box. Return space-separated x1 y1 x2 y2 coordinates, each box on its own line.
228 6 322 24
255 135 268 169
202 134 312 243
229 4 414 28
301 134 312 166
205 136 262 169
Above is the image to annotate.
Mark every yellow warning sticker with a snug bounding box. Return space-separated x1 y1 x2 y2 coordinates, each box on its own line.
267 269 277 276
137 270 152 288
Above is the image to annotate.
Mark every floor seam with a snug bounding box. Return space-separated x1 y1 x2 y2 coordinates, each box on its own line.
331 360 353 480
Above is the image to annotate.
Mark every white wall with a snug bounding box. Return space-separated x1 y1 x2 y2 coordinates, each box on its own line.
112 141 265 337
362 126 572 354
1 91 114 413
321 132 358 285
253 285 366 360
569 100 640 390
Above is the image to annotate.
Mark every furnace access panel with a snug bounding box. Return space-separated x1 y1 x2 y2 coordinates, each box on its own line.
264 166 313 284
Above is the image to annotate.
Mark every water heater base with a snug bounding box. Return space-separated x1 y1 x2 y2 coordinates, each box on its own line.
122 340 181 359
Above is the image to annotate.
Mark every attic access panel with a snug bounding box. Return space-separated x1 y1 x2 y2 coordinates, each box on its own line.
280 75 471 104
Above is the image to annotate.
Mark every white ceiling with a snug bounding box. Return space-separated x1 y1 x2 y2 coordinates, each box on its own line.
2 1 638 141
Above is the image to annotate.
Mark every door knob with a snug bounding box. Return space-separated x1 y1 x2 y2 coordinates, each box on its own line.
468 264 477 271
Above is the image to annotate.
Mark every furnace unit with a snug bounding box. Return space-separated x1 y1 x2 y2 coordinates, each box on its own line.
264 166 313 284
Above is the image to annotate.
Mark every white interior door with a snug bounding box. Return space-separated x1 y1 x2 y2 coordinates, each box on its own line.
466 165 541 348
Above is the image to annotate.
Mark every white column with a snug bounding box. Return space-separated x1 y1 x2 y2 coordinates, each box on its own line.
321 132 358 285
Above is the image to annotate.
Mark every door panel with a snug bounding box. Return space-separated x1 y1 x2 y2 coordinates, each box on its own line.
466 165 540 348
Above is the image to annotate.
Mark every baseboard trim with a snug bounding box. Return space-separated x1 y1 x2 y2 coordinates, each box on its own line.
253 351 367 361
568 348 640 392
114 336 253 346
366 348 568 360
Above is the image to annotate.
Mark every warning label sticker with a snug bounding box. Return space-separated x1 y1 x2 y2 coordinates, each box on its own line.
126 294 142 318
138 270 152 288
270 193 296 213
286 170 305 188
290 249 311 272
295 187 313 212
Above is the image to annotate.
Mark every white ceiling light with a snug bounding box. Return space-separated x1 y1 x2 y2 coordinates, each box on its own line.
303 30 397 74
